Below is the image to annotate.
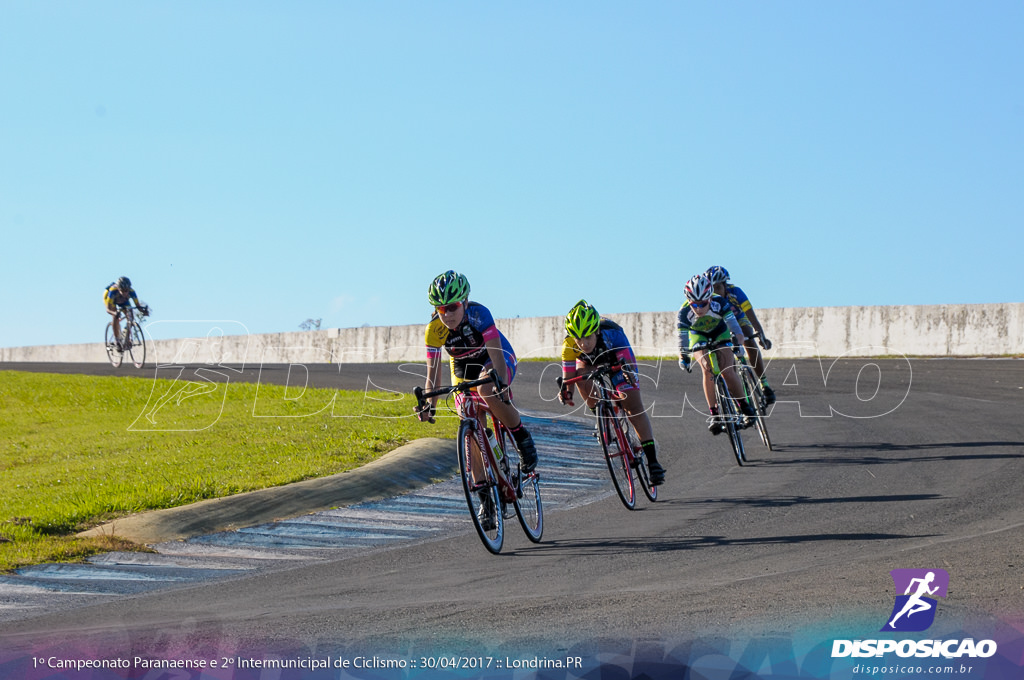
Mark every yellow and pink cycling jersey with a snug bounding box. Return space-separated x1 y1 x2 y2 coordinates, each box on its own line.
425 301 517 383
561 319 638 391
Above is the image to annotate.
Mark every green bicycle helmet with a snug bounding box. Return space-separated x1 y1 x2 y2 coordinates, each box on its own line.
565 299 601 338
427 270 470 306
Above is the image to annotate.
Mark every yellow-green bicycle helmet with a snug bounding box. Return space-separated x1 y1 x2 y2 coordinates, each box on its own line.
565 299 601 338
427 270 470 306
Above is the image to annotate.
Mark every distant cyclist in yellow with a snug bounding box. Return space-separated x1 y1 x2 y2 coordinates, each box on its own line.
417 270 538 475
559 300 666 485
103 276 148 350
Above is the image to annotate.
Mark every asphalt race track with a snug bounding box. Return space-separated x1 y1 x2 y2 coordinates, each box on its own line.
1 357 1023 673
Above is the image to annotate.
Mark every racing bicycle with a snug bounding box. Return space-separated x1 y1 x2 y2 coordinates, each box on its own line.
735 339 772 451
105 305 149 369
413 370 543 554
688 338 749 466
558 363 657 510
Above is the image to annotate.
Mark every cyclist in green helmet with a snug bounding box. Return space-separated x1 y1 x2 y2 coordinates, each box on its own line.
419 270 539 530
558 300 666 486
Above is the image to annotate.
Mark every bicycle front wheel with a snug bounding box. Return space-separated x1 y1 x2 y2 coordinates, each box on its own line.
716 376 746 466
127 322 147 369
598 403 636 509
457 420 503 554
741 367 772 451
104 323 123 368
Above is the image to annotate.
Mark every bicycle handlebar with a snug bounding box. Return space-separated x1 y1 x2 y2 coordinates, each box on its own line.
413 369 502 412
556 362 632 402
556 362 623 389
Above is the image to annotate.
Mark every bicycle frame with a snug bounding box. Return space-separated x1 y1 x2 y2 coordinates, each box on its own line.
105 306 148 369
559 364 633 452
734 348 773 451
558 363 657 507
458 393 517 502
686 338 748 465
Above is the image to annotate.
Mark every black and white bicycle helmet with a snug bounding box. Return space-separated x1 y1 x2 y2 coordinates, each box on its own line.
684 274 714 303
705 266 729 285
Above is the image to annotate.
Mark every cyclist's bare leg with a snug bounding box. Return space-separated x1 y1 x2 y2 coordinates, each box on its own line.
701 347 744 407
575 377 600 410
619 389 654 441
743 337 766 378
107 306 122 343
696 349 717 411
477 382 522 431
718 350 749 412
466 430 488 486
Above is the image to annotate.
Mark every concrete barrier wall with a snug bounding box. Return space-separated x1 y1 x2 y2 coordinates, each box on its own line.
2 303 1021 365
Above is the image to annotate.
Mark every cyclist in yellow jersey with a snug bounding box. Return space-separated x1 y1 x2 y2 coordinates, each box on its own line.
103 276 148 350
417 270 538 470
417 271 538 531
558 300 665 485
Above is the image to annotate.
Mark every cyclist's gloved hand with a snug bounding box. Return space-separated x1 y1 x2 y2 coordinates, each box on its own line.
558 386 574 406
679 355 691 373
758 335 772 350
416 402 435 424
494 376 512 404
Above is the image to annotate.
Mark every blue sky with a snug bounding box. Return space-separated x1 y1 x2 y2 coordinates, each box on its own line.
2 2 1022 347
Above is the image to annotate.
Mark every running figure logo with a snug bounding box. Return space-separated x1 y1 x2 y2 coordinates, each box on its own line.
882 568 949 632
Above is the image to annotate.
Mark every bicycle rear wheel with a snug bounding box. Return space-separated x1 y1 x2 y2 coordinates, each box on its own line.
457 420 503 554
598 403 636 509
741 367 772 451
716 376 746 466
498 425 543 543
104 322 123 367
127 322 147 369
616 407 657 503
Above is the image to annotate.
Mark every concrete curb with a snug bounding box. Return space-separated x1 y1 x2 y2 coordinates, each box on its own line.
77 438 458 546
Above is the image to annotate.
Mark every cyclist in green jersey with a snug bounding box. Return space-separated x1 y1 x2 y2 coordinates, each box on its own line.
677 274 757 434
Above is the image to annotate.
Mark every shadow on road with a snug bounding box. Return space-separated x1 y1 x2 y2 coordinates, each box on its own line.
762 441 1024 465
661 493 945 510
514 531 935 557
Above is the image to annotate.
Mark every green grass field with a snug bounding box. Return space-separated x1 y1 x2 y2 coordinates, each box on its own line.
0 371 457 572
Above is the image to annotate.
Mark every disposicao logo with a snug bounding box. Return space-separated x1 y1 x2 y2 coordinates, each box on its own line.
882 568 949 632
831 568 998 660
